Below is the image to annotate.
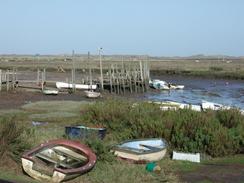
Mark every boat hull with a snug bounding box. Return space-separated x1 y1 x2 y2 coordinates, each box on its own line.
114 148 167 163
56 82 97 90
84 91 101 98
43 89 59 95
22 139 96 183
113 138 167 163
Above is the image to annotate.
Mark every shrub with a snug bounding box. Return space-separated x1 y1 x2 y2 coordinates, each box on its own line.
0 115 34 163
81 100 244 157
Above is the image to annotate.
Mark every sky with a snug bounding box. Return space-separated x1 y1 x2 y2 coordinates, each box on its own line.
0 0 244 56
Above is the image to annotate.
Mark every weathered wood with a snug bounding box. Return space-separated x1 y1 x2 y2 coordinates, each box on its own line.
37 69 40 85
6 70 9 91
99 48 104 91
0 70 2 91
109 67 113 93
139 61 144 92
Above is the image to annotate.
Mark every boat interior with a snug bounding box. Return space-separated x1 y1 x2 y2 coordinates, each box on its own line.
117 139 166 153
32 145 88 176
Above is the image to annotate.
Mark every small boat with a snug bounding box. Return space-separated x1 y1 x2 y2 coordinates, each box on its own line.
42 89 59 95
84 91 101 98
56 82 97 90
65 125 106 140
113 138 167 163
21 139 96 183
169 84 185 90
150 79 184 90
201 100 230 111
150 100 202 112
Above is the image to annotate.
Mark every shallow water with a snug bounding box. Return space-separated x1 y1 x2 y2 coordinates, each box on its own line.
144 75 244 109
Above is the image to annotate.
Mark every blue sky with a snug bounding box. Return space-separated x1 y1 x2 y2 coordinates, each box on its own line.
0 0 243 56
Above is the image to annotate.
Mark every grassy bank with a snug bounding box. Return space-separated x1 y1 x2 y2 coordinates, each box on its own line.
0 55 244 80
0 100 243 182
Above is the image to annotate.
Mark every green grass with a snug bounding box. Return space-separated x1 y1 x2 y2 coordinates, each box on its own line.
0 100 244 183
0 169 39 183
205 154 244 165
22 101 88 112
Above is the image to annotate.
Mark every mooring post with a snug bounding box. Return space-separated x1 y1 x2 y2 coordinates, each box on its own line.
6 70 9 91
0 69 2 91
41 70 45 91
72 50 76 93
43 68 46 81
139 61 144 92
12 69 15 90
37 68 40 85
99 48 104 91
109 66 113 93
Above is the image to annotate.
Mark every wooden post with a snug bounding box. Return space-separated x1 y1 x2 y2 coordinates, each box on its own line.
128 63 132 93
99 48 104 91
43 68 46 81
37 68 40 85
0 69 2 91
139 61 144 92
109 66 113 93
88 52 92 90
6 70 9 91
12 69 15 90
112 64 115 93
72 50 76 93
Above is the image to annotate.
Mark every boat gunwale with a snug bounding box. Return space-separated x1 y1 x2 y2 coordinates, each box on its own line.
22 139 96 175
113 138 167 155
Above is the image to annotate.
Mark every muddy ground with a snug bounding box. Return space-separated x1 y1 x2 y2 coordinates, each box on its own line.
0 90 91 110
179 163 244 183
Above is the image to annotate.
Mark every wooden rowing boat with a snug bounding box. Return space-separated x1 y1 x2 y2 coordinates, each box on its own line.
113 138 167 163
21 139 96 183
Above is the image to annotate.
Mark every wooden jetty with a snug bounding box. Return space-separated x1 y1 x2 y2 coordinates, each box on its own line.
0 53 151 95
0 69 18 91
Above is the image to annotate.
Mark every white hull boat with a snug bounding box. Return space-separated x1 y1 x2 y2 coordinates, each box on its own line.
113 138 167 163
84 91 101 98
150 100 202 112
201 100 230 111
43 89 59 95
150 79 184 90
56 82 97 90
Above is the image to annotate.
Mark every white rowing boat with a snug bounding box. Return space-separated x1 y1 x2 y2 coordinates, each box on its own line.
56 82 97 90
84 91 101 98
43 89 59 95
113 138 167 163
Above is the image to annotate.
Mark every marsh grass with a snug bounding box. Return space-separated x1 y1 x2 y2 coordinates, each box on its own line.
0 100 243 183
22 101 88 113
81 100 244 157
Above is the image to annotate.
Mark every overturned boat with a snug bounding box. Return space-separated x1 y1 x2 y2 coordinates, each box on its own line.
113 138 167 163
21 139 96 183
84 90 101 98
56 82 97 90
